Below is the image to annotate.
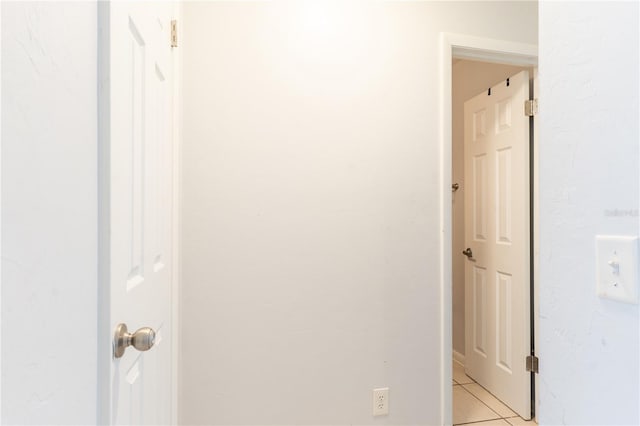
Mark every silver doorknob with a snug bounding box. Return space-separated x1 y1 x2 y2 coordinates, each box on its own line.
462 248 473 258
113 323 156 358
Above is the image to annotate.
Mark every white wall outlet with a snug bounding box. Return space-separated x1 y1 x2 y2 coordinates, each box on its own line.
372 387 389 416
596 235 639 304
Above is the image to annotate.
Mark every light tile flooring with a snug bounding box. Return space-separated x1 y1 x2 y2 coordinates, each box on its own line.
453 360 537 426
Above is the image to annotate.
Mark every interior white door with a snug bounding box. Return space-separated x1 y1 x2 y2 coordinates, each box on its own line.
101 2 176 424
463 70 531 418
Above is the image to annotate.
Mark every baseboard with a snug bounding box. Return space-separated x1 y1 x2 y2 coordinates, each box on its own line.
453 350 465 366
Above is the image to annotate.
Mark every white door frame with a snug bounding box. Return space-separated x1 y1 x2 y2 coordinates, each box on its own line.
170 3 183 424
438 33 538 425
0 4 3 420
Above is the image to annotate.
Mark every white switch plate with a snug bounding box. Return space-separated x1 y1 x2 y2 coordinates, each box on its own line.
596 235 639 304
372 387 389 416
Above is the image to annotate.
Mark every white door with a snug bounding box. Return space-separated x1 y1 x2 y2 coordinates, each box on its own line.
99 2 177 424
463 70 531 418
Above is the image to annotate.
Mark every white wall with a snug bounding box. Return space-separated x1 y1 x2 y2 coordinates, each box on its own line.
180 2 537 424
451 60 532 358
1 3 98 424
539 1 639 425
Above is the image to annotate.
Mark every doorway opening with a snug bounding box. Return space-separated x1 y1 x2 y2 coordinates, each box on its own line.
438 33 538 426
451 59 536 426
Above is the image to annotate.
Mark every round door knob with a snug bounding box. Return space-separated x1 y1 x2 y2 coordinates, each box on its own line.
113 323 156 358
130 327 156 351
462 248 473 258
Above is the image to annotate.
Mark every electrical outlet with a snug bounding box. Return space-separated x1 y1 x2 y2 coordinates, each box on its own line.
372 387 389 416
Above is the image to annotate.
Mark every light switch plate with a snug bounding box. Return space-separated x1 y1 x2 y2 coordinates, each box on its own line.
596 235 639 304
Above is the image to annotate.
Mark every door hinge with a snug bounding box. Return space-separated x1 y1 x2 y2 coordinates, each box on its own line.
524 99 538 117
171 20 178 48
526 355 539 374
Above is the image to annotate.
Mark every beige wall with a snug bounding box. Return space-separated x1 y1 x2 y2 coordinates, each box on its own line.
180 3 537 424
451 60 532 358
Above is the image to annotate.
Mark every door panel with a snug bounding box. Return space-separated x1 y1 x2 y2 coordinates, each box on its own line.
473 154 487 241
464 70 531 419
101 2 176 424
496 271 512 372
496 148 512 244
473 266 487 357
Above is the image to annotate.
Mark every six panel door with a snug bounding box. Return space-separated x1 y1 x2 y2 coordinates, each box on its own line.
463 70 531 419
103 2 176 424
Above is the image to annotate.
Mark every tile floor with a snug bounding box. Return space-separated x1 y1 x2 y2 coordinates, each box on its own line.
453 360 537 426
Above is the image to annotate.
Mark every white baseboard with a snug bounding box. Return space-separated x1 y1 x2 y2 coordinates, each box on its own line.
453 350 465 366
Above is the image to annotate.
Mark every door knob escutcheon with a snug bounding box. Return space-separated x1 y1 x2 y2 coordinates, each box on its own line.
113 323 156 358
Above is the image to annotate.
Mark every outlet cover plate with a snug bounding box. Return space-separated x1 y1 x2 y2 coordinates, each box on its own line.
596 235 639 304
372 387 389 416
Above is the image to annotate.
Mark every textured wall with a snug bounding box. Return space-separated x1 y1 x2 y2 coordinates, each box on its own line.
1 3 98 424
180 2 537 424
538 2 639 424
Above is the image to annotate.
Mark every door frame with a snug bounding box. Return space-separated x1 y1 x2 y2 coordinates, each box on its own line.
438 33 538 425
96 2 182 424
170 2 183 424
0 4 3 420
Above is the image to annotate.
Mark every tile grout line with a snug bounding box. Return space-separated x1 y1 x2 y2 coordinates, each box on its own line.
460 382 510 419
453 382 526 425
453 414 528 426
454 383 502 424
453 363 533 426
463 384 530 425
459 380 502 417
